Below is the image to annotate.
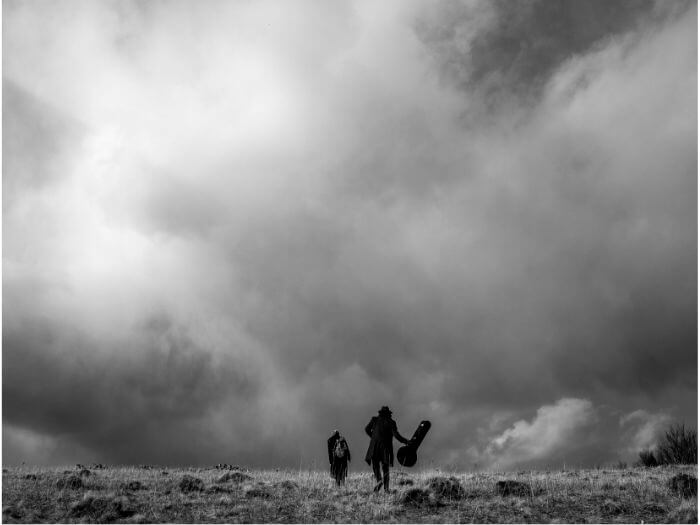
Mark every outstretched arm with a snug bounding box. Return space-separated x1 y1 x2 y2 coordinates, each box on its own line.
392 422 410 444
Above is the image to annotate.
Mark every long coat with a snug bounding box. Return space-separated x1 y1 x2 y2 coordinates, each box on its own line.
364 415 407 466
330 437 351 484
327 433 340 467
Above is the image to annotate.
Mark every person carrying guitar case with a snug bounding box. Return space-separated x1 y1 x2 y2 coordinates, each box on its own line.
364 406 409 493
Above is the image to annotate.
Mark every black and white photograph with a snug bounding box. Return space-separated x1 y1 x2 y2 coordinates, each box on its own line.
2 0 698 523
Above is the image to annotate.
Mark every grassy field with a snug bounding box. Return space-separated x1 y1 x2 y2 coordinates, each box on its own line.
2 464 697 523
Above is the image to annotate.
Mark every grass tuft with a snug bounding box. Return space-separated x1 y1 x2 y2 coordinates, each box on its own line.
496 479 531 497
217 471 253 484
178 475 204 493
426 476 466 500
668 473 698 499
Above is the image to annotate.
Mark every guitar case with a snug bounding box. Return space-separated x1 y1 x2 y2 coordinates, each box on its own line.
396 420 431 467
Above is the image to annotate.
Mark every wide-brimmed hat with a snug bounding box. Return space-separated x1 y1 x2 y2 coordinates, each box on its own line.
378 406 392 415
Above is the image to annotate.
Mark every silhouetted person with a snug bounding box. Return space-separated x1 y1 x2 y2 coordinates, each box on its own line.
328 430 351 486
364 406 409 493
328 430 340 477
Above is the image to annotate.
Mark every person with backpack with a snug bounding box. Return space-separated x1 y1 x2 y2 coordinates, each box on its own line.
364 406 409 493
327 430 351 486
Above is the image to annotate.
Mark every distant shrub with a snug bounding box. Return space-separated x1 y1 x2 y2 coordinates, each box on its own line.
657 424 697 465
637 423 697 467
215 463 244 471
638 449 659 467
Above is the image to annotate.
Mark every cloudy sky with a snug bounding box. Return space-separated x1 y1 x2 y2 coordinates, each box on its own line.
3 0 697 471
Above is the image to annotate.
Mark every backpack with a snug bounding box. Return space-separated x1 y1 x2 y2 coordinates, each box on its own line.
334 438 347 459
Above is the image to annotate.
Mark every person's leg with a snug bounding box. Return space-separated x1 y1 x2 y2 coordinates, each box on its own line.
382 462 390 492
340 460 347 485
333 460 339 485
371 459 383 492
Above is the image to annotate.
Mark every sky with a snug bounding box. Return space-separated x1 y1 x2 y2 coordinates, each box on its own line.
2 0 697 471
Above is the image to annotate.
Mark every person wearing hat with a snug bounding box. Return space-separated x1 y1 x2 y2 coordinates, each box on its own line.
364 406 409 493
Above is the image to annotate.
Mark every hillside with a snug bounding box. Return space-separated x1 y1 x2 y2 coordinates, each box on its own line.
2 464 696 523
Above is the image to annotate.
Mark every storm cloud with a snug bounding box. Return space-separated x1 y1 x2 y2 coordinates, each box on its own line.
3 0 696 470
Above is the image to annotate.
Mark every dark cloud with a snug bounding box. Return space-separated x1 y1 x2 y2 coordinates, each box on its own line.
3 0 696 469
414 0 678 109
3 312 260 464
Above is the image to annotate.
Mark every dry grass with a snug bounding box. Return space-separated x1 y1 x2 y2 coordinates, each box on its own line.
2 464 697 523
